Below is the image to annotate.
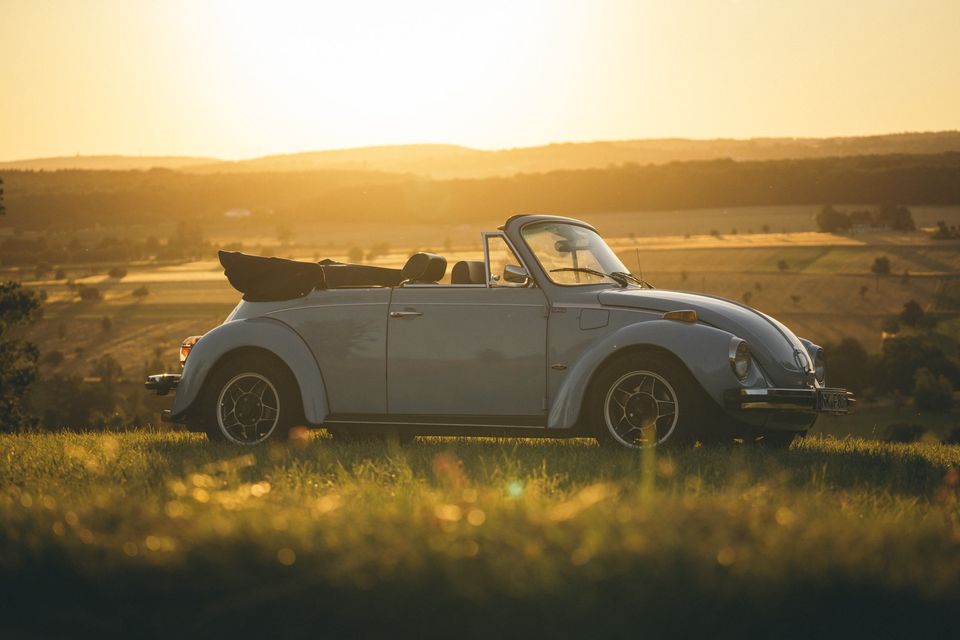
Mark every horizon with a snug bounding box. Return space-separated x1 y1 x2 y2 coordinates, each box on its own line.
2 0 959 162
2 129 958 165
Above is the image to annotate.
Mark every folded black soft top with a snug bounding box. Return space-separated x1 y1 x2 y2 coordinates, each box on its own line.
218 251 403 301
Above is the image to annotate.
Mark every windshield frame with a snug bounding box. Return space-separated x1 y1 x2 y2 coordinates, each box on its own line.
519 220 633 287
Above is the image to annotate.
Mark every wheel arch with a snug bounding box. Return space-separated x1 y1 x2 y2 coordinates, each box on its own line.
547 319 740 430
170 317 329 425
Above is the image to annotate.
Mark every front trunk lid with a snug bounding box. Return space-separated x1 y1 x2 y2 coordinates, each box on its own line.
598 288 814 388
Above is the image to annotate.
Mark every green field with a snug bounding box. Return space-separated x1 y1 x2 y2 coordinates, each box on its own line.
1 432 959 638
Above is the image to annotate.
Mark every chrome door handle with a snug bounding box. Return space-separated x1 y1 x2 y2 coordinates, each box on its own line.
390 311 423 318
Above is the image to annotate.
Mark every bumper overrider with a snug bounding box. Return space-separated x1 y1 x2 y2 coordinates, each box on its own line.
145 374 182 423
724 387 855 414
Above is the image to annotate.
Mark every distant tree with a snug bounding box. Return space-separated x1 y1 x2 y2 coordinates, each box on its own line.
871 256 891 291
347 247 364 263
108 266 127 279
54 267 67 280
77 286 102 302
898 301 923 328
876 204 915 232
900 269 910 285
761 224 771 234
710 229 720 238
877 336 960 394
145 236 161 254
680 270 688 282
816 205 851 232
859 285 869 299
741 291 753 305
820 337 872 393
132 285 149 299
276 224 293 244
789 294 801 305
34 262 52 280
0 282 41 432
754 281 762 292
913 368 953 411
90 354 123 386
41 350 64 367
57 322 68 340
730 228 738 235
101 316 113 332
777 260 789 273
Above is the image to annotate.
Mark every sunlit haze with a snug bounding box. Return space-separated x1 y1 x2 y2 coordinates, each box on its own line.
1 0 958 161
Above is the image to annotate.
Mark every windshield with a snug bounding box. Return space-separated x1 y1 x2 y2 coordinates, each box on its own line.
521 222 632 285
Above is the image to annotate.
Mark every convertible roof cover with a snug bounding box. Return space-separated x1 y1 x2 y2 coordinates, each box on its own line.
219 251 403 301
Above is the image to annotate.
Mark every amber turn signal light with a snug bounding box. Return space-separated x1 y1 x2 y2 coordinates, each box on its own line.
180 336 201 367
662 309 698 323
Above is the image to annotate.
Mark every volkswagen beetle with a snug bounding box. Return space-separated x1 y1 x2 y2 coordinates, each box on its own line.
146 214 854 448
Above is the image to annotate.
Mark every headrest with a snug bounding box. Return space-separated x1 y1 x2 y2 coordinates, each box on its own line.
401 253 447 283
451 260 486 285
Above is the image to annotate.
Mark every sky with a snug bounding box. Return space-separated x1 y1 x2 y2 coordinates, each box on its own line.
0 0 958 161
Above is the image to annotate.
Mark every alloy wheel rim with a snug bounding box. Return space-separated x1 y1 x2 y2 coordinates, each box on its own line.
603 370 679 449
216 372 280 445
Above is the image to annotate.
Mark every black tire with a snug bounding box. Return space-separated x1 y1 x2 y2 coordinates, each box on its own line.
588 351 710 449
201 354 300 445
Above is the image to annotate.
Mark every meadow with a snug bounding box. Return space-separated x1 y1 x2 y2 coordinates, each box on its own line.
1 431 958 638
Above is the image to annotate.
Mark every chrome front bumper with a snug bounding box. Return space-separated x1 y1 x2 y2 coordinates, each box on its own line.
145 373 181 396
724 387 855 414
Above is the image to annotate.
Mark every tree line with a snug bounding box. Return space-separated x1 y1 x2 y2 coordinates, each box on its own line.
1 152 958 231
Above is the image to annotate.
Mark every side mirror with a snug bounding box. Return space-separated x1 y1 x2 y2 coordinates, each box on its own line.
503 264 529 285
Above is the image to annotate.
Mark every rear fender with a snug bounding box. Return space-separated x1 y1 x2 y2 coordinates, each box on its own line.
170 317 329 424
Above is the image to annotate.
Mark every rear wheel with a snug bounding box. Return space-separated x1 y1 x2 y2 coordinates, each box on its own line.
590 352 709 449
202 355 300 445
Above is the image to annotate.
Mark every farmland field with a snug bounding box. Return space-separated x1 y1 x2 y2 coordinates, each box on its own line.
1 432 958 638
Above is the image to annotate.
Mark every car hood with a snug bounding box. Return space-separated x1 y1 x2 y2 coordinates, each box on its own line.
598 288 813 387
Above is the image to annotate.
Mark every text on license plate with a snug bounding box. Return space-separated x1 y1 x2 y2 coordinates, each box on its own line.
817 389 848 413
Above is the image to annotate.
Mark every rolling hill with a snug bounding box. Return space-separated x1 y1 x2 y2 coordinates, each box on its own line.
3 131 960 179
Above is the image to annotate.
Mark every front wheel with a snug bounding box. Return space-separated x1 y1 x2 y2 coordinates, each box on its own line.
202 356 300 445
590 352 709 449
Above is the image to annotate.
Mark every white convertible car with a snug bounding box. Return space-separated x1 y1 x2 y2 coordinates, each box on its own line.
147 214 853 448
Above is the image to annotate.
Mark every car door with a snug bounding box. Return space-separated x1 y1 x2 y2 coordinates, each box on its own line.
386 234 548 423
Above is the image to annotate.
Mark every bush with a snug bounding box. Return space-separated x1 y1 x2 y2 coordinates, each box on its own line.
871 256 891 276
899 300 925 328
913 368 954 411
108 266 127 279
0 281 41 432
820 337 873 393
54 268 67 280
883 423 926 443
816 205 851 232
77 286 102 302
878 336 960 394
41 350 65 367
132 285 149 299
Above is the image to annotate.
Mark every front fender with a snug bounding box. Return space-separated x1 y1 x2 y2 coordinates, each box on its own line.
170 317 329 424
548 319 763 429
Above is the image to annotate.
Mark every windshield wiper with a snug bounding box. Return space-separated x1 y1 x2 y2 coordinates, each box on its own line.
611 271 655 289
549 267 630 287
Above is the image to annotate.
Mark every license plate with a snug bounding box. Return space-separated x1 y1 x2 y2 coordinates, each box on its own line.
817 389 849 413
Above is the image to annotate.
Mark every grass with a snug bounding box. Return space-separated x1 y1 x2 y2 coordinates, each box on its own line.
2 431 959 638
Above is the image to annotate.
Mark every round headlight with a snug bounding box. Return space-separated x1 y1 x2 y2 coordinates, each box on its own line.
729 339 752 381
814 349 825 383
